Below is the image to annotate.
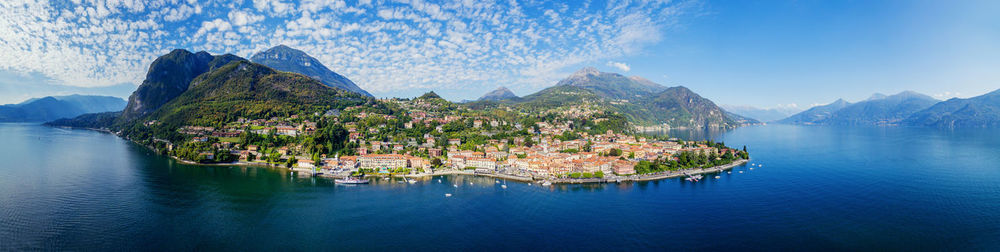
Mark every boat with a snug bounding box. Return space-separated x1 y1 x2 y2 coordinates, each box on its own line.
335 177 369 184
714 176 721 179
685 174 704 182
739 171 744 173
445 193 452 197
541 181 552 186
407 179 417 184
501 184 507 189
453 184 458 188
727 171 732 174
469 182 473 185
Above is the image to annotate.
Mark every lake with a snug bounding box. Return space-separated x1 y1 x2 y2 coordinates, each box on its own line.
2 123 999 250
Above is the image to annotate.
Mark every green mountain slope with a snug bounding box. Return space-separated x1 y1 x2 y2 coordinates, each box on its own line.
513 68 750 128
120 49 243 121
146 60 370 128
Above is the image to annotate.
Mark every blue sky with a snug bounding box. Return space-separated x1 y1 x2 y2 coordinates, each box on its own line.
1 0 998 109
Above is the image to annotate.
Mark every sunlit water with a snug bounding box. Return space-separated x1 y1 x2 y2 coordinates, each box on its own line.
2 123 999 250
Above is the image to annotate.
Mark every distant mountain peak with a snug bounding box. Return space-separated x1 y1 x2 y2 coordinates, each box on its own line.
571 67 601 77
478 86 518 101
417 91 442 100
250 45 372 96
867 93 888 101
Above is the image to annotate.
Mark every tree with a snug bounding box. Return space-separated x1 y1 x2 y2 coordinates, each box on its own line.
431 158 442 168
608 148 622 156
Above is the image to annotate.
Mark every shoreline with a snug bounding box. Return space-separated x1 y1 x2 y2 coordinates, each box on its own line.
53 125 750 184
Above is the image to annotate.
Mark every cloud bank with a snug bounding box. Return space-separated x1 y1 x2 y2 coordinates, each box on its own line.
0 0 688 95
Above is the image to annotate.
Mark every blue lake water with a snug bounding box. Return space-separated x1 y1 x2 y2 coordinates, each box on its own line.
2 123 999 250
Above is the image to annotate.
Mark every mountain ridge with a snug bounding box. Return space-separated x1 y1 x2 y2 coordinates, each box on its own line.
0 95 125 122
250 45 372 97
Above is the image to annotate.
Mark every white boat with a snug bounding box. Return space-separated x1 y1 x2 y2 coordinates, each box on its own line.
714 176 721 179
685 174 704 182
501 184 507 189
739 171 744 173
335 177 369 184
469 182 473 185
727 171 732 174
541 181 552 186
445 193 452 197
453 184 458 188
407 179 417 184
750 168 754 170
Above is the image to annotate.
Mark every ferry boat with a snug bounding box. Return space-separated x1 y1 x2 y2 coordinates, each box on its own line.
335 177 369 184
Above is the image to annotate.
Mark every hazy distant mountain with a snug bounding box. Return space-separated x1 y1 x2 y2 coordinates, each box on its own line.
478 87 518 101
777 99 851 125
0 95 125 122
903 88 1000 128
822 91 939 125
251 45 372 97
721 105 802 122
120 49 243 121
515 67 752 128
777 91 939 126
555 67 667 99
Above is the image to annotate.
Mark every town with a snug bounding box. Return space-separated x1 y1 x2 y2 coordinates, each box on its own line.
152 94 749 183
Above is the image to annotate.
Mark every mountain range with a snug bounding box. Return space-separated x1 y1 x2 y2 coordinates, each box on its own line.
120 50 243 121
721 105 802 122
475 67 754 129
54 46 374 131
0 95 125 122
902 89 1000 128
777 89 1000 128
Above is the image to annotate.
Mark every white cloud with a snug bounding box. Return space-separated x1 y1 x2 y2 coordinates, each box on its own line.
0 0 688 96
606 61 630 72
933 91 960 99
228 10 263 27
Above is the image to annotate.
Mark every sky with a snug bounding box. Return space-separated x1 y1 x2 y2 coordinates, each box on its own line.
1 0 998 109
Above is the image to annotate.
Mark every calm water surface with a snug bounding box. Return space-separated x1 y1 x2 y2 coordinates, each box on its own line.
2 123 999 250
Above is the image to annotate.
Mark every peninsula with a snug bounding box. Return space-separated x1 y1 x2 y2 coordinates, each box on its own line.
47 46 750 184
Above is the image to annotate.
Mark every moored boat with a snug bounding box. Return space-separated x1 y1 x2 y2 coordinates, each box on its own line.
336 177 370 184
